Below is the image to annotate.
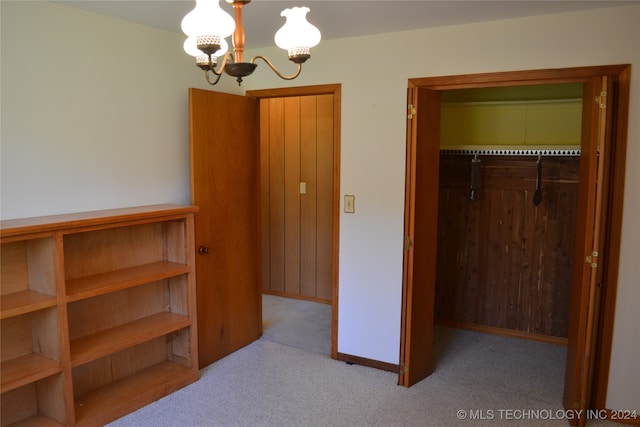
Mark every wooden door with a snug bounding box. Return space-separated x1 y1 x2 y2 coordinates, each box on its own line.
259 94 334 302
563 76 611 425
399 87 441 386
189 88 262 368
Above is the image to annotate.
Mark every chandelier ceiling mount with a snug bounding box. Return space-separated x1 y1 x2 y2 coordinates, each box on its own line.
182 0 321 85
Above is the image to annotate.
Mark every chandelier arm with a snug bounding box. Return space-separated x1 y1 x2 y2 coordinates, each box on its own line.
204 69 223 85
203 52 237 85
207 52 234 76
251 55 302 80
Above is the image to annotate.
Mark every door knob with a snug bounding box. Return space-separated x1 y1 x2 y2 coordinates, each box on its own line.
198 245 210 255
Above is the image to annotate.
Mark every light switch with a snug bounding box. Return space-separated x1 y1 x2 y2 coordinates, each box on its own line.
344 195 355 213
300 182 306 194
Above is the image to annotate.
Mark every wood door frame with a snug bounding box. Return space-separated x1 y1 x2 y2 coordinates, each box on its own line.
401 65 630 410
247 84 341 359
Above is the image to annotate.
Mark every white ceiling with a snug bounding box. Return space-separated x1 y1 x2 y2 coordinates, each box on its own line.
54 0 637 48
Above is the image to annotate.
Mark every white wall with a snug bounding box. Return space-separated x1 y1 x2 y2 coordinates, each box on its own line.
0 1 240 219
2 1 638 412
243 5 640 412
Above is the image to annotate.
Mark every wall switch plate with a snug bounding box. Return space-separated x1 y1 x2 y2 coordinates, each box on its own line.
344 194 355 213
300 182 306 194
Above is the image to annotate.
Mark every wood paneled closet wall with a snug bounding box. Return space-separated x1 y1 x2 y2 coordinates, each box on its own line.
260 94 334 302
434 84 583 342
435 154 579 340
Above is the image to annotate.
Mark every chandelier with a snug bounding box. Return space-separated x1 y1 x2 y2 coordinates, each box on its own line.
181 0 321 86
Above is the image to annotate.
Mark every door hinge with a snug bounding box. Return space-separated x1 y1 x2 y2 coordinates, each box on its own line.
399 362 408 375
585 251 599 268
407 104 416 119
595 91 607 109
404 236 413 250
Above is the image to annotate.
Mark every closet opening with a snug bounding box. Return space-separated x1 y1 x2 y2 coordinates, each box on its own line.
428 83 583 416
400 65 630 425
435 83 582 344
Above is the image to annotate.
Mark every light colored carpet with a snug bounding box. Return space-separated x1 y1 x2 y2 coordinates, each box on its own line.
107 301 618 427
260 294 331 355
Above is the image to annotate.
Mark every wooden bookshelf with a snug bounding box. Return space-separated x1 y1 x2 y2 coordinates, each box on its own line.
65 261 190 302
73 361 198 426
0 290 58 319
69 312 191 367
0 354 61 393
1 205 199 426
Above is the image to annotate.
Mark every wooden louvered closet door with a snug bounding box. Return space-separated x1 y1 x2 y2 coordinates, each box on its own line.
260 94 334 302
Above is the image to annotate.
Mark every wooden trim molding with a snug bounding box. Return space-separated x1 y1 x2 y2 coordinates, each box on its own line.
436 320 569 346
409 64 631 89
247 84 342 360
262 290 330 305
591 65 631 410
247 83 341 99
337 352 399 373
407 64 630 411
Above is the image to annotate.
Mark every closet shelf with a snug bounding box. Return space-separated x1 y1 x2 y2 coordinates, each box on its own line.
0 353 61 393
65 261 190 302
440 144 581 156
70 312 191 367
0 290 58 319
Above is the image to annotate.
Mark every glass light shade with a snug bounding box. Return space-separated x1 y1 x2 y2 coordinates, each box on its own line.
181 0 235 39
274 7 321 51
184 36 228 57
196 55 216 68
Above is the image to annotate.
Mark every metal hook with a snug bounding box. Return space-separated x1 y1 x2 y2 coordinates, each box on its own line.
533 155 543 206
470 154 481 201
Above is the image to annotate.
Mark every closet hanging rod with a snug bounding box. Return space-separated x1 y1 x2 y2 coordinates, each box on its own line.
440 146 581 157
